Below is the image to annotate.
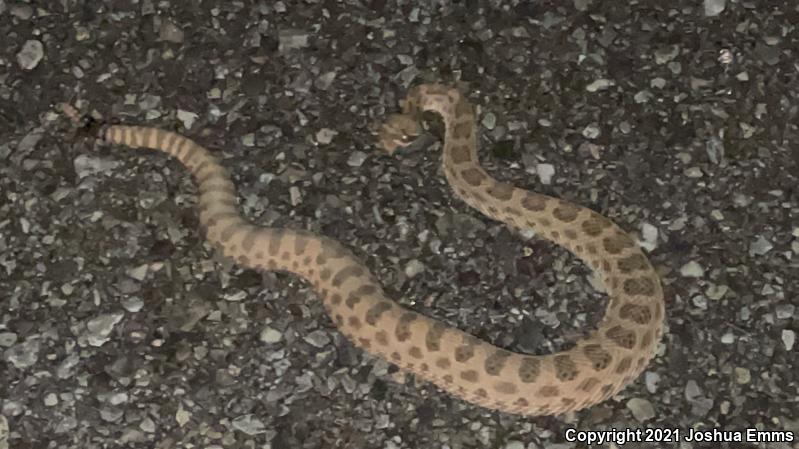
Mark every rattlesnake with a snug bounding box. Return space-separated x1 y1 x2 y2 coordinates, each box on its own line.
62 84 664 416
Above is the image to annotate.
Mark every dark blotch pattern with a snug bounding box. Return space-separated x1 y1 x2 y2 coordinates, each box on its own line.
460 167 486 186
617 254 649 273
409 346 423 359
454 337 477 363
426 322 446 352
293 234 310 255
452 122 471 139
552 202 580 222
622 277 657 296
494 382 517 394
606 325 637 350
454 99 472 116
395 312 417 342
450 144 472 164
487 182 514 201
583 344 613 371
484 350 511 376
460 370 479 382
553 355 578 381
615 357 633 374
365 301 392 326
518 357 541 383
581 213 613 236
521 193 547 211
348 316 362 329
344 294 361 309
602 233 635 255
539 386 560 397
331 265 365 287
640 330 654 349
375 330 389 345
579 377 600 392
619 303 653 325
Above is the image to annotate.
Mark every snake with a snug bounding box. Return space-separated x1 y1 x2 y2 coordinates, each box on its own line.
61 83 664 417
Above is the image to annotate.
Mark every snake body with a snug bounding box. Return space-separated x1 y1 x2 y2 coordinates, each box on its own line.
66 84 664 416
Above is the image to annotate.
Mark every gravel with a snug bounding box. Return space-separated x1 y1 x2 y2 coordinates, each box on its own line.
2 1 798 448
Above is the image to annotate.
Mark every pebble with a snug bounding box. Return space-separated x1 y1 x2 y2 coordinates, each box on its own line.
645 371 660 393
259 326 283 344
680 261 704 278
749 236 773 256
44 393 58 406
346 150 367 167
640 222 658 251
175 406 191 427
127 264 149 281
705 284 728 300
279 29 310 51
582 124 600 139
10 3 33 19
734 367 751 384
316 128 338 145
404 260 425 278
704 0 727 16
627 398 656 421
776 304 795 320
782 330 795 351
504 441 525 449
121 297 144 313
684 167 703 178
536 164 555 185
177 109 198 129
482 112 496 130
232 414 267 435
100 407 124 423
4 338 40 369
304 330 331 348
139 417 156 433
654 45 679 64
315 71 337 90
86 313 124 347
159 20 184 43
585 78 614 92
0 415 8 447
0 332 17 347
289 186 302 206
17 39 44 70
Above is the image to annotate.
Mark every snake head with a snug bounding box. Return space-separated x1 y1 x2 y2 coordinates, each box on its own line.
378 114 422 155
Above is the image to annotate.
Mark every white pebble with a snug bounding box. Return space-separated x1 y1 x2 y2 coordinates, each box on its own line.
503 441 525 449
404 260 425 278
626 398 655 421
680 261 704 278
44 393 58 406
782 330 795 351
17 39 43 70
704 0 726 16
586 78 614 92
316 128 338 145
536 164 555 185
260 327 283 344
177 109 198 129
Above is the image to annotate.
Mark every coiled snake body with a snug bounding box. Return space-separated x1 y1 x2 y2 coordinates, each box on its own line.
64 84 664 416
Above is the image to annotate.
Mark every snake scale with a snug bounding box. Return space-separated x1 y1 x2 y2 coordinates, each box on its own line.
63 84 664 416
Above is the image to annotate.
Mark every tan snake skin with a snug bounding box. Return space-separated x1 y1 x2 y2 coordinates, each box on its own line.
62 84 664 416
